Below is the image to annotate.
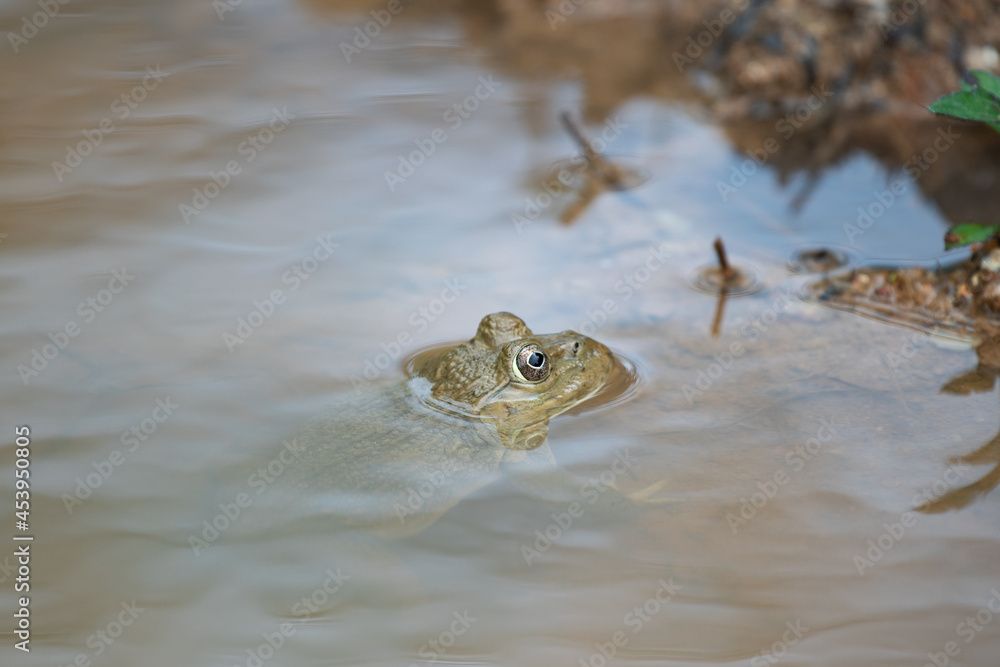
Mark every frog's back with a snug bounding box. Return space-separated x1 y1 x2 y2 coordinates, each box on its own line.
277 382 507 536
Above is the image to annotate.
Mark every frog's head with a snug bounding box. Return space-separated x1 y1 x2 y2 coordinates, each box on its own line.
411 312 614 450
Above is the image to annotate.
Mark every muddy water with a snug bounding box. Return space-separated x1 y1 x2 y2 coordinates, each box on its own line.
1 1 999 666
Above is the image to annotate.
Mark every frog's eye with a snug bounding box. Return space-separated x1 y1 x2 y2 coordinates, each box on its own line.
512 343 549 383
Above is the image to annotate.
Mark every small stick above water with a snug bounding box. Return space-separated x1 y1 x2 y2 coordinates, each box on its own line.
714 236 734 281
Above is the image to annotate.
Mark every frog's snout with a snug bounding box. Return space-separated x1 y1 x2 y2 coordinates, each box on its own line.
549 334 613 378
557 338 584 358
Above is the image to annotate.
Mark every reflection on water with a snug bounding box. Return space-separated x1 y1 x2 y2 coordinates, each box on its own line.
786 246 851 275
808 251 1000 516
1 1 999 666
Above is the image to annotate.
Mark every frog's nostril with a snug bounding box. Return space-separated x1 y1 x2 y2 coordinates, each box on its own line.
572 341 581 354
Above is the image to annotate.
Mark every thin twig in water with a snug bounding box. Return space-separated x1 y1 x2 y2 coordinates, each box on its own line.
559 111 624 189
711 289 728 337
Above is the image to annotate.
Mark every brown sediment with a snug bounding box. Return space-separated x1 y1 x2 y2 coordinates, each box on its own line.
810 242 1000 352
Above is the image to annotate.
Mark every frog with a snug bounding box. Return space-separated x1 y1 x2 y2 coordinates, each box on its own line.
263 312 661 538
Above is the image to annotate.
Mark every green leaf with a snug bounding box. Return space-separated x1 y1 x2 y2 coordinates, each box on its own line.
944 222 1000 250
928 89 1000 124
964 70 1000 99
959 71 1000 132
931 72 1000 133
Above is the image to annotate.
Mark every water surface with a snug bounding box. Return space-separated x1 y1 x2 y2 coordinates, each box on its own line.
1 2 998 666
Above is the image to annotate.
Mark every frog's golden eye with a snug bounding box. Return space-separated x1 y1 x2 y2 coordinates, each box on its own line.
512 343 549 383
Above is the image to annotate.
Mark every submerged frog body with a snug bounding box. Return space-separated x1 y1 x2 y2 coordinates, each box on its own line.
277 312 619 537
